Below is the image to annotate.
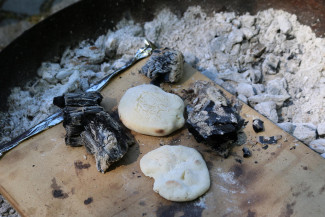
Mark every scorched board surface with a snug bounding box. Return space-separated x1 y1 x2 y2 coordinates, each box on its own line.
0 59 325 217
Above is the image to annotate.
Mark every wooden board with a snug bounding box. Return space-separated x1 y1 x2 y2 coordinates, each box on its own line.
1 59 325 217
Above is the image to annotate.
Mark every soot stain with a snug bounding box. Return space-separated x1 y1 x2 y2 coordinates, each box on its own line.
307 191 314 198
229 164 260 187
51 178 68 199
139 201 146 206
84 197 93 205
156 202 204 217
247 209 256 217
319 184 325 194
74 160 91 170
74 160 91 176
231 164 244 179
280 201 296 217
292 191 301 197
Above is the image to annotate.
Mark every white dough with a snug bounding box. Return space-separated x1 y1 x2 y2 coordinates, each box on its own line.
140 145 210 202
118 84 185 136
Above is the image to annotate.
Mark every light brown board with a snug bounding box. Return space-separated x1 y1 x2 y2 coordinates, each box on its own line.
1 59 325 217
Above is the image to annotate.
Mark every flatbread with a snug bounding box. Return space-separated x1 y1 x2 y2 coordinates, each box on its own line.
140 145 210 202
118 84 185 136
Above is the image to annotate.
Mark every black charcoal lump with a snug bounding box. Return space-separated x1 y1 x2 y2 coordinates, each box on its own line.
81 111 133 173
140 48 184 84
184 81 244 157
242 147 252 158
252 119 264 133
53 92 104 147
53 91 134 173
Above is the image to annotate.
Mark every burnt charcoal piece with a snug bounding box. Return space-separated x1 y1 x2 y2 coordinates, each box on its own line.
81 111 134 173
63 105 104 147
242 147 252 158
252 119 264 133
53 91 104 147
140 48 184 84
262 145 269 150
259 136 278 145
53 92 103 108
54 91 134 173
184 81 244 157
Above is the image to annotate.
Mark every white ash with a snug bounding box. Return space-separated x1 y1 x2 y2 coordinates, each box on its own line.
309 139 325 154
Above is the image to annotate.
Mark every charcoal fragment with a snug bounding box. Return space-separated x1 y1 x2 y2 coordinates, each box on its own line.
252 119 264 133
53 92 104 147
184 81 245 157
262 145 269 150
53 92 103 108
140 48 184 84
81 111 133 173
53 91 134 173
259 136 278 144
242 147 252 158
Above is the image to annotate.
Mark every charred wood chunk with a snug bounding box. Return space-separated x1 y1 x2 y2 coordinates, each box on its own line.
62 105 104 147
53 92 103 108
140 48 184 84
252 119 264 133
81 111 134 173
53 91 104 147
184 81 244 157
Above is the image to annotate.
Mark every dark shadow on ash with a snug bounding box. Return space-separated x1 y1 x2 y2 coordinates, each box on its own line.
156 201 204 217
51 178 68 199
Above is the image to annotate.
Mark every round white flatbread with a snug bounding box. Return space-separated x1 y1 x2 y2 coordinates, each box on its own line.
140 145 210 202
118 84 185 136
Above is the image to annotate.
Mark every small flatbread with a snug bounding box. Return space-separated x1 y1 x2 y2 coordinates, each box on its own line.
118 84 185 136
140 145 210 202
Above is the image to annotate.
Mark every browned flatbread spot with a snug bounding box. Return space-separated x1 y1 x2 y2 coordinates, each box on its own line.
155 129 165 134
166 180 181 186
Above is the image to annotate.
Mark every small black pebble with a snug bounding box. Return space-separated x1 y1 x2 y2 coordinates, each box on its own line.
262 145 269 150
290 146 296 150
252 119 264 133
235 158 242 164
254 161 258 164
242 147 252 158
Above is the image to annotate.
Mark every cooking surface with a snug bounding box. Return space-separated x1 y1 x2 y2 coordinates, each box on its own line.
0 59 324 217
